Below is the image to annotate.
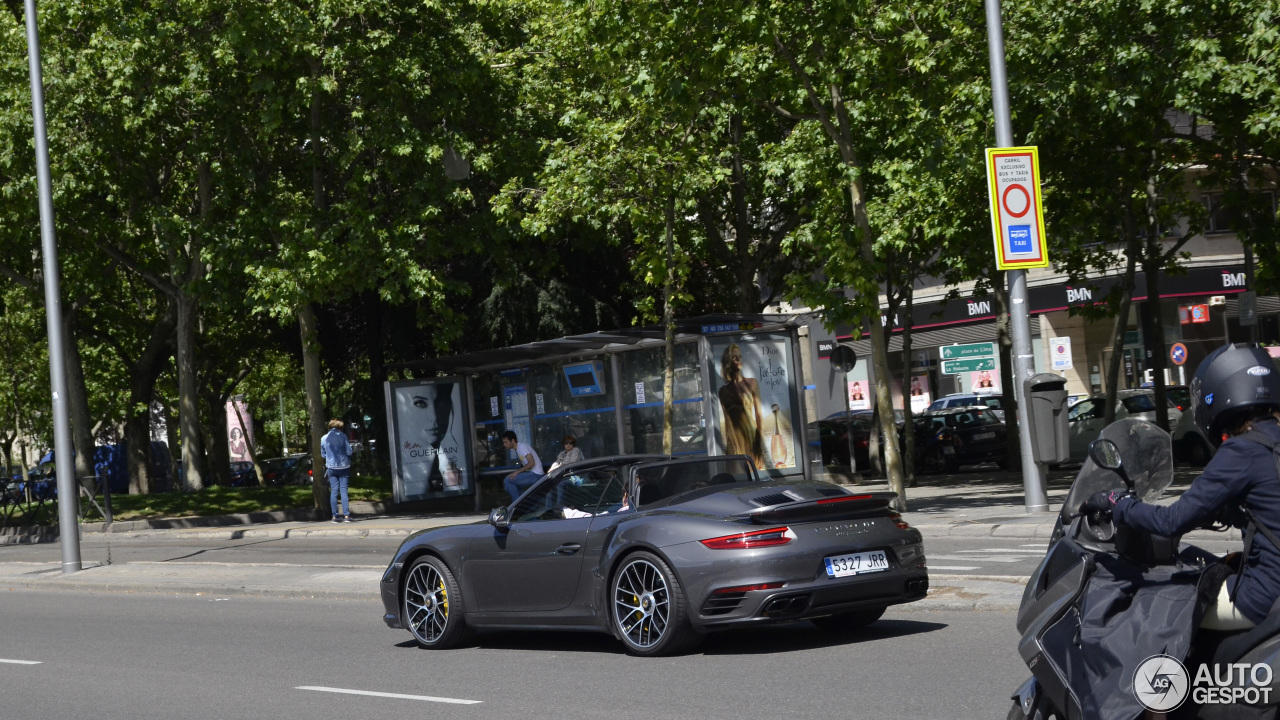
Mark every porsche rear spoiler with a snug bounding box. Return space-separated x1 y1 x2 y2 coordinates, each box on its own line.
736 491 900 525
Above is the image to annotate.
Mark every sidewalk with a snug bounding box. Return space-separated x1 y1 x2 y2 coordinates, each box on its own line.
0 465 1233 613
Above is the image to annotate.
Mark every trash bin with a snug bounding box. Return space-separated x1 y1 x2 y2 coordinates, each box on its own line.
1024 373 1069 465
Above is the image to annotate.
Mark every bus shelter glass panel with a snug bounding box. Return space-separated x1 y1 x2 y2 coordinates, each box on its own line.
471 373 513 470
527 360 619 465
617 343 706 455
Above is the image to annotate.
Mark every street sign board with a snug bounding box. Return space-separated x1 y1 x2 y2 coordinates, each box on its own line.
1170 342 1188 366
1050 336 1072 370
940 342 996 360
986 147 1050 270
942 357 996 374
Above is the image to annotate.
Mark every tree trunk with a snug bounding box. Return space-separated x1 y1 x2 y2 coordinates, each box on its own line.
205 393 231 487
61 306 96 493
300 303 328 511
164 398 180 491
176 293 206 491
901 283 917 487
366 294 389 473
663 193 676 454
1143 176 1171 431
994 282 1018 471
849 176 905 509
1143 253 1171 430
1104 244 1138 425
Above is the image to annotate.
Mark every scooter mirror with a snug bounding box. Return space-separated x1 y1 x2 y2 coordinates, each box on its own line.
1088 439 1123 471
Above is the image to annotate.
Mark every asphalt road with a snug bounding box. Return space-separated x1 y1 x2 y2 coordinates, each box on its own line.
0 589 1026 719
1 530 1246 580
0 533 403 568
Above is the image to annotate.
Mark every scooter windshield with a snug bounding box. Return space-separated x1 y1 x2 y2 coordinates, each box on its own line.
1060 418 1174 520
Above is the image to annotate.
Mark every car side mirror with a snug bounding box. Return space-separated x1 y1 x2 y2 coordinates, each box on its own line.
488 506 510 531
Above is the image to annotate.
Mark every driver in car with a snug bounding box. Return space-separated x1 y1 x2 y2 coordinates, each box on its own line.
1083 344 1280 630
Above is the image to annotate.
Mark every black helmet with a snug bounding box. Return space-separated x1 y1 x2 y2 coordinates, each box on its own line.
1190 343 1280 445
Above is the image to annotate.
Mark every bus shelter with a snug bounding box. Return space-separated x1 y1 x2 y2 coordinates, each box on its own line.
383 315 816 508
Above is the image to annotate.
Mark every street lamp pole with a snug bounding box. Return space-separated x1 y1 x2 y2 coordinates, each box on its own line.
984 0 1048 513
23 0 82 570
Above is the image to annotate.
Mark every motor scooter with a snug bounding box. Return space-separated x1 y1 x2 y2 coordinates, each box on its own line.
1009 418 1280 719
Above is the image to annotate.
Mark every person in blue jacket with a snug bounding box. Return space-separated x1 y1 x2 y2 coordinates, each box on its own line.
321 419 353 523
1085 344 1280 629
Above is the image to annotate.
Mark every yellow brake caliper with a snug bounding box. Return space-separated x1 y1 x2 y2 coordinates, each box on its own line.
439 579 448 618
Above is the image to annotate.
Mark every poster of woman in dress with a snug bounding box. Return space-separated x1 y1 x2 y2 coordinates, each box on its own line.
709 335 797 472
224 398 254 462
388 379 470 501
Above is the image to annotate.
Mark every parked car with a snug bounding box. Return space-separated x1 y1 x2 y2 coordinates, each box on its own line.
381 454 928 655
1065 389 1183 461
811 410 904 471
260 454 312 486
927 393 1007 421
1172 407 1215 466
913 406 1009 473
229 461 257 487
1166 384 1191 412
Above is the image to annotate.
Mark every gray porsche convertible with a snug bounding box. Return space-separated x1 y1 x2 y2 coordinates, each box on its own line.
379 454 928 656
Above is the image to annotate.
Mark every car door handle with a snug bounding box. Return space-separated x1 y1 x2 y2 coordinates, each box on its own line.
556 543 582 555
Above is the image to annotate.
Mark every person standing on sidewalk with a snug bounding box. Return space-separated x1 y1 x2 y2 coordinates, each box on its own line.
321 419 353 523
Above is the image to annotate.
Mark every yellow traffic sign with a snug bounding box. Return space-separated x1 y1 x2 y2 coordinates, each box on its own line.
986 146 1050 270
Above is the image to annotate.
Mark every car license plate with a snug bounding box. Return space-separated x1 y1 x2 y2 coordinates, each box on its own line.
824 551 889 578
942 446 956 454
974 432 996 440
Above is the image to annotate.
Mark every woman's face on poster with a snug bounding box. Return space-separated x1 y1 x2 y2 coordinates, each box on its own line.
411 384 454 447
726 346 743 372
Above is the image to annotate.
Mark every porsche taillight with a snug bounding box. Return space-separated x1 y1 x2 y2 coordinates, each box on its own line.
700 526 797 550
712 582 785 594
888 512 911 530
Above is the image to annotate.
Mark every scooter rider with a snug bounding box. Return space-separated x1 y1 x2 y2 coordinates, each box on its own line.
1083 343 1280 630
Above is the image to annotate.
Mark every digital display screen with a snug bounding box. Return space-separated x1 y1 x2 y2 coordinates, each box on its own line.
563 361 605 396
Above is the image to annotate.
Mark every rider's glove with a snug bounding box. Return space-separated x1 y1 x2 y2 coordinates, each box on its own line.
1081 490 1122 515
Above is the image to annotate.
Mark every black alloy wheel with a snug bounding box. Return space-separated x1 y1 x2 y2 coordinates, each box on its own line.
610 551 698 656
402 555 473 649
810 606 886 632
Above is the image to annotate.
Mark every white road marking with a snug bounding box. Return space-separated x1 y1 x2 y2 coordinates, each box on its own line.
296 686 481 705
1022 544 1046 548
929 554 1031 563
953 548 1037 553
928 565 980 571
0 659 41 665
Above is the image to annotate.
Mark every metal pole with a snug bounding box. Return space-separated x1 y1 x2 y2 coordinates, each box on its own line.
985 0 1048 513
23 0 81 571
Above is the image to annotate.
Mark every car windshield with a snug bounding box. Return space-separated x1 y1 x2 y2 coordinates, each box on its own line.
943 409 999 427
634 456 757 508
1121 394 1157 413
263 458 297 471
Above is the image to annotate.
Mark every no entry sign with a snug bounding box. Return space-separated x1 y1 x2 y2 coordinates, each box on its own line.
986 147 1050 270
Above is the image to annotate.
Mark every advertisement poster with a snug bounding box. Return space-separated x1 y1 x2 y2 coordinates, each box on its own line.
847 379 870 411
970 368 1001 394
908 374 932 414
709 333 798 473
225 398 254 462
386 379 472 502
